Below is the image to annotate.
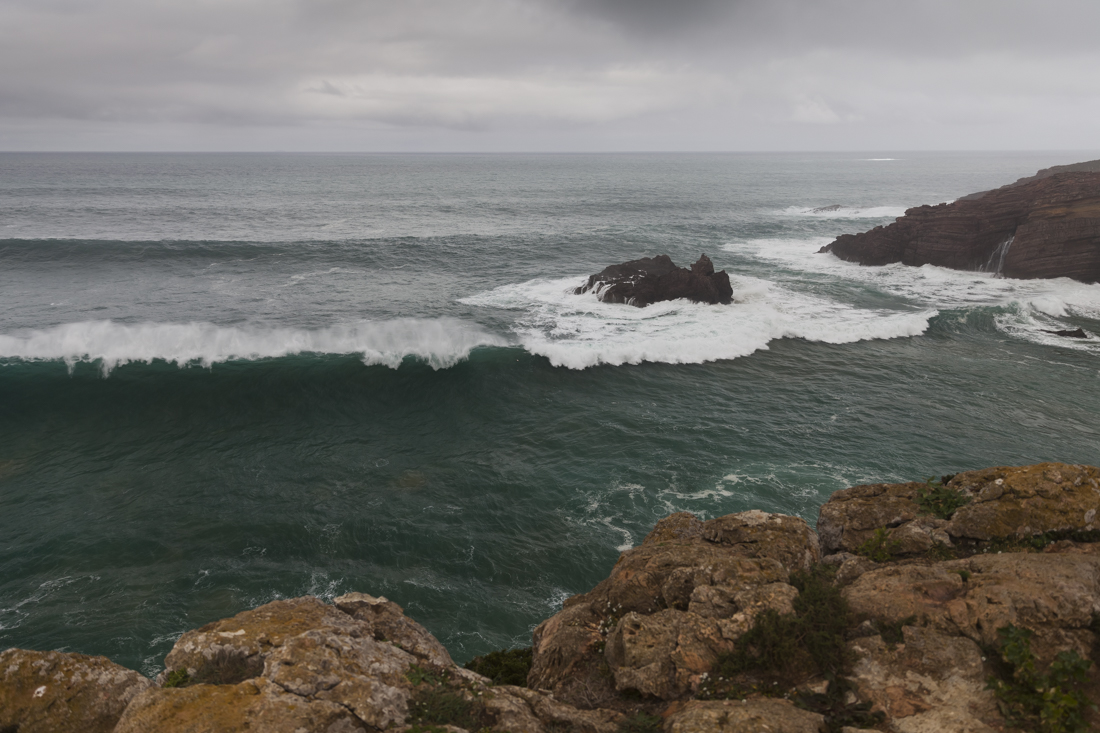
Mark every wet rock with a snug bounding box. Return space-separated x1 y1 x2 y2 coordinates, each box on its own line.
0 649 153 733
1045 327 1089 338
574 254 733 307
665 698 827 732
114 678 367 733
819 161 1100 283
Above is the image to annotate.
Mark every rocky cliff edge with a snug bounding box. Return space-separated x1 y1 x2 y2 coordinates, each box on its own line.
4 461 1100 733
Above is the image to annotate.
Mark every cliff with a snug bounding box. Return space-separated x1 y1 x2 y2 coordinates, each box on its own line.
819 160 1100 282
4 462 1100 733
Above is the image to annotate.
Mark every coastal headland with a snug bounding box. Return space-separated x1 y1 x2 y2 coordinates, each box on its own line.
820 160 1100 283
4 462 1100 732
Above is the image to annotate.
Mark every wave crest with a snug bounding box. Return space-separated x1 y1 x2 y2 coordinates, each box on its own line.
0 319 506 374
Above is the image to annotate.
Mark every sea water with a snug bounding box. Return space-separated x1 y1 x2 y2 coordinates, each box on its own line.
1 151 1099 676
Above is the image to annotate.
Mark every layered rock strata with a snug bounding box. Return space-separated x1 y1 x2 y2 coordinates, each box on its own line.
819 160 1100 282
4 461 1100 732
575 254 733 307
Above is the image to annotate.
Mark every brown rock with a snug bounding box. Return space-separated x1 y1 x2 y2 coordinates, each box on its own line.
944 463 1100 540
529 510 809 703
844 552 1100 665
702 510 821 572
162 595 366 684
114 678 367 733
335 592 454 666
263 628 415 729
604 610 735 698
819 162 1100 283
848 627 998 733
0 649 153 733
665 698 826 732
816 482 924 554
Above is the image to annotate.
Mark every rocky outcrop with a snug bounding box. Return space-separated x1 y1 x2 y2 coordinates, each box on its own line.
575 254 734 306
819 160 1100 282
5 462 1100 732
0 649 152 733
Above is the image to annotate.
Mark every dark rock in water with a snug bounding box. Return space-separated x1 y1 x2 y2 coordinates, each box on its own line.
812 204 843 213
1044 328 1089 338
818 159 1100 283
574 254 733 307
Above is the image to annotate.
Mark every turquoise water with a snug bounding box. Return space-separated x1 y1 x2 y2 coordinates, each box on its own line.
1 152 1099 675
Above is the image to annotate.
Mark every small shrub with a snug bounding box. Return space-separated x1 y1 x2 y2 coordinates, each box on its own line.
954 568 972 582
916 477 971 520
878 615 918 648
408 685 486 730
617 711 663 733
406 664 447 687
706 567 851 689
162 668 191 688
987 625 1095 733
464 647 532 686
856 528 902 563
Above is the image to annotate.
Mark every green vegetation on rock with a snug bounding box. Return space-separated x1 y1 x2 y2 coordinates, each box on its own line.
916 477 971 520
616 710 663 733
463 647 532 686
855 528 901 562
987 625 1094 733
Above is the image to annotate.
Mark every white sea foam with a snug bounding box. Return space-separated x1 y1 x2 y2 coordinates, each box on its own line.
461 275 933 370
726 238 1100 349
780 205 908 219
0 318 506 374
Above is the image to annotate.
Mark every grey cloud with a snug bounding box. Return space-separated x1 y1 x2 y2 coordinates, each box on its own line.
1 0 1099 150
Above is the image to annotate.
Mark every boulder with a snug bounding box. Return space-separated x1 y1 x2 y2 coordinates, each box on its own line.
0 649 153 733
574 254 733 307
847 627 998 733
819 160 1100 282
529 510 817 703
816 481 924 555
944 463 1100 540
844 552 1100 665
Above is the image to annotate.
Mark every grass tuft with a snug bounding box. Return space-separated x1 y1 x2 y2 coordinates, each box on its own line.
464 647 532 686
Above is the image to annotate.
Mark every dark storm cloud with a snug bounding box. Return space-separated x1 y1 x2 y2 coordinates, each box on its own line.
1 0 1099 150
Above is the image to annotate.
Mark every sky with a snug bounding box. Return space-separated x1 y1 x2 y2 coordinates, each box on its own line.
1 0 1098 152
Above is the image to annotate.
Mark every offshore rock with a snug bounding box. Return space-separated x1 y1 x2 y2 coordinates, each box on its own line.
0 649 153 733
574 253 734 306
819 159 1100 282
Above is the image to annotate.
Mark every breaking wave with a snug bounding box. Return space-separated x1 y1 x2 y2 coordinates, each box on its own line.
780 205 908 219
461 276 933 370
0 318 507 374
725 238 1100 350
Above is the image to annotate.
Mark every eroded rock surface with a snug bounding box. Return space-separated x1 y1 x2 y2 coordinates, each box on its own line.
574 254 734 307
0 649 153 733
7 462 1100 733
530 510 817 705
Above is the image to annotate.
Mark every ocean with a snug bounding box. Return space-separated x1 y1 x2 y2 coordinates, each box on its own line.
1 151 1099 676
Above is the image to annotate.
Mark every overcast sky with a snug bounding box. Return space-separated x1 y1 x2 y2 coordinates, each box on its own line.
2 0 1098 151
